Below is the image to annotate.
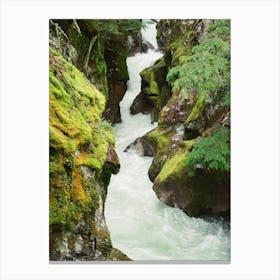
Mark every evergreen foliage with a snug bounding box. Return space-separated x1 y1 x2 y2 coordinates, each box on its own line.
186 126 230 177
97 19 142 39
166 19 230 107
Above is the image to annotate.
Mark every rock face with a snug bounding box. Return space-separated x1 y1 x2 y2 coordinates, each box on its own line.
152 142 230 218
130 20 214 122
49 20 135 261
50 19 142 124
131 20 231 219
49 20 109 99
102 40 129 123
130 55 171 122
101 20 143 123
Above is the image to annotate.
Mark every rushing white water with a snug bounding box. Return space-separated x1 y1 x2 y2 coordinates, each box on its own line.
141 19 159 49
105 21 230 261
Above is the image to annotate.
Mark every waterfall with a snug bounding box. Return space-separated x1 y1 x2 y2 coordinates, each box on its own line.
104 21 230 261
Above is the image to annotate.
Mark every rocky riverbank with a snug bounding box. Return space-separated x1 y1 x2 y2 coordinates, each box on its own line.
49 19 142 261
49 19 231 261
129 19 230 219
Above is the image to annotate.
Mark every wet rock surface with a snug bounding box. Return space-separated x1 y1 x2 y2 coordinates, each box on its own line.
136 19 231 220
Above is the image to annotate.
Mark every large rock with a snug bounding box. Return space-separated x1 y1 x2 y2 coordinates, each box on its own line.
102 40 129 123
130 20 212 122
50 19 109 98
153 143 230 219
126 125 184 182
141 40 155 52
130 91 154 116
105 144 120 174
103 78 126 124
124 136 154 156
158 91 189 126
49 50 129 261
156 19 215 51
130 56 171 122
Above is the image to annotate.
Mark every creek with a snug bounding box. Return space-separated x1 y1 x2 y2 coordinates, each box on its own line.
105 20 230 261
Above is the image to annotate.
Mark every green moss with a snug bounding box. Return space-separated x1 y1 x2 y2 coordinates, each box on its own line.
75 151 106 172
169 38 191 67
149 80 160 95
155 140 197 183
100 120 115 145
89 37 109 98
117 50 129 81
145 128 173 156
155 148 188 183
71 166 100 213
49 162 101 227
49 49 106 154
49 125 76 154
49 160 65 174
49 175 76 226
49 49 116 229
139 56 171 114
73 121 115 174
185 95 205 123
141 67 160 103
108 248 131 261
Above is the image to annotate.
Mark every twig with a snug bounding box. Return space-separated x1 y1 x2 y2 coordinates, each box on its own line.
83 35 97 72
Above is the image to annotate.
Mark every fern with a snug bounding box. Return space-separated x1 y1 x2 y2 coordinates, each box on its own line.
186 126 230 177
205 19 230 41
174 51 229 104
166 19 230 107
166 66 182 86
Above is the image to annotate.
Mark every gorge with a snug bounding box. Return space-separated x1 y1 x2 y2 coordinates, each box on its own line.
49 19 230 261
105 20 230 261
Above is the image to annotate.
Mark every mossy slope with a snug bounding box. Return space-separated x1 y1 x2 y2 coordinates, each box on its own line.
49 49 128 261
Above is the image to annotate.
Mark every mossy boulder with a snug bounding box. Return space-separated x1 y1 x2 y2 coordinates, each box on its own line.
130 56 171 121
108 248 131 261
49 49 128 261
125 125 184 182
151 91 230 219
153 142 230 218
129 19 200 123
167 37 192 67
